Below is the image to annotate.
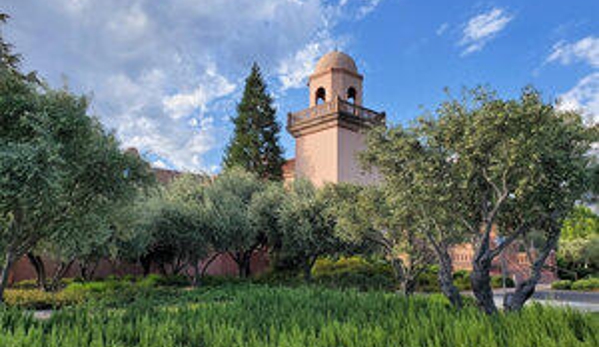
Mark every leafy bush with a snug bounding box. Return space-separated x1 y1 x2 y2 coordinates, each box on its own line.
311 256 396 291
452 270 471 291
490 275 515 289
253 270 302 286
3 289 84 309
157 274 190 287
11 279 38 290
571 278 599 291
551 280 573 290
416 267 440 292
136 274 163 289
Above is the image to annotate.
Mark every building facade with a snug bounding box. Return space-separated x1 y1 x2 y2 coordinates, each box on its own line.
284 51 385 186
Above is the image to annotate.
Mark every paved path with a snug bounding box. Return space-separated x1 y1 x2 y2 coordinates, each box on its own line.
464 288 599 312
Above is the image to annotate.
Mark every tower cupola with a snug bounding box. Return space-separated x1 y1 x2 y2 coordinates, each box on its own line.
309 51 363 107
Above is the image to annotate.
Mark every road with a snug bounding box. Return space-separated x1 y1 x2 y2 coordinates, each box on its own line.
465 287 599 312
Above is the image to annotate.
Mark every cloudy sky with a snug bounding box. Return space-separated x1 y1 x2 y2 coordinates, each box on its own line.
2 0 598 172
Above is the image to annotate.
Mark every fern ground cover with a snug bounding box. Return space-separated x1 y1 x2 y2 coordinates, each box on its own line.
0 284 597 347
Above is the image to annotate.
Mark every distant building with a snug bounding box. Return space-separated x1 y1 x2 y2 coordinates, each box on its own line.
283 51 385 186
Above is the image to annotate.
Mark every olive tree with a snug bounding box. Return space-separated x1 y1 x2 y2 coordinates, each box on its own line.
331 183 435 296
277 180 343 281
361 125 467 307
363 87 597 313
0 71 151 301
139 174 213 285
203 168 271 278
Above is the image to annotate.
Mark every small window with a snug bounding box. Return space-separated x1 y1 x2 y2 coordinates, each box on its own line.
315 87 326 104
347 87 357 103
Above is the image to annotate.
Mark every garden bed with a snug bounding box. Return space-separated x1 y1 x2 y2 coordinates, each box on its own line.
0 284 597 346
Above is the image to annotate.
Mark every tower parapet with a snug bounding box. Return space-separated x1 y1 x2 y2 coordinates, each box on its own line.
287 97 385 137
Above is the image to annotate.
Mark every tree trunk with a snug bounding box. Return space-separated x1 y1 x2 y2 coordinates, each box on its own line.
390 258 409 295
471 253 497 314
302 257 317 282
232 252 252 278
0 250 16 303
192 259 201 287
504 232 559 312
403 276 417 296
242 252 252 278
47 259 75 292
438 249 462 308
27 252 47 290
140 256 152 277
200 253 220 277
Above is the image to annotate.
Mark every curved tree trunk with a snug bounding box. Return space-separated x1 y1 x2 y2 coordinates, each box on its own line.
471 254 497 314
47 259 75 292
437 248 462 309
27 252 47 290
504 231 559 311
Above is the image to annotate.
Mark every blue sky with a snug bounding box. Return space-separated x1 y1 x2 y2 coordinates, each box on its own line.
2 0 598 172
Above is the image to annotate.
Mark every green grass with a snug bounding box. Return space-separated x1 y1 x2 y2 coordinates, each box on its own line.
0 284 597 347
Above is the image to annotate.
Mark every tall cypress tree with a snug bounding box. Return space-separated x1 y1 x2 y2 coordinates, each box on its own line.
223 63 285 180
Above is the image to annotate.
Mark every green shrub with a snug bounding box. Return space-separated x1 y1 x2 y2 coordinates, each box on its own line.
157 274 190 287
490 275 515 289
571 278 599 291
551 280 573 290
453 270 471 291
311 256 396 291
3 289 84 309
202 276 249 286
11 279 38 290
62 279 133 297
136 274 163 289
416 266 440 292
253 270 302 286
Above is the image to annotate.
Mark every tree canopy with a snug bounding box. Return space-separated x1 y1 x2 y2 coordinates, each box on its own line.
0 32 153 299
362 86 598 313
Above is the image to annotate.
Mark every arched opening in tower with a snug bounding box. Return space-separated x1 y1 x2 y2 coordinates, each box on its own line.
315 87 326 105
347 87 357 104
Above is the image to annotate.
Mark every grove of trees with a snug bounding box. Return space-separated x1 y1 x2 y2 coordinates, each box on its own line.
1 14 598 317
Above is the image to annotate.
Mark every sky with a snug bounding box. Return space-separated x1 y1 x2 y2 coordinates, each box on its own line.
2 0 598 173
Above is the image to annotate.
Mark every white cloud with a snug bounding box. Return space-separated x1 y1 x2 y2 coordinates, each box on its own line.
338 0 382 19
547 36 599 125
557 72 599 125
547 36 599 68
459 8 514 55
436 23 449 36
4 0 380 171
163 64 236 120
151 160 169 169
277 37 340 90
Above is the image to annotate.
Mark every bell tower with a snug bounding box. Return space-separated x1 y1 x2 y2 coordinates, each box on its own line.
309 51 363 107
287 51 385 186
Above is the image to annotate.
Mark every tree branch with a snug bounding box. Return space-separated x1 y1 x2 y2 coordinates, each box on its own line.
489 222 530 259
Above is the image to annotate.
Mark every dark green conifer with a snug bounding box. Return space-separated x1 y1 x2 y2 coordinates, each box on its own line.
223 63 284 180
